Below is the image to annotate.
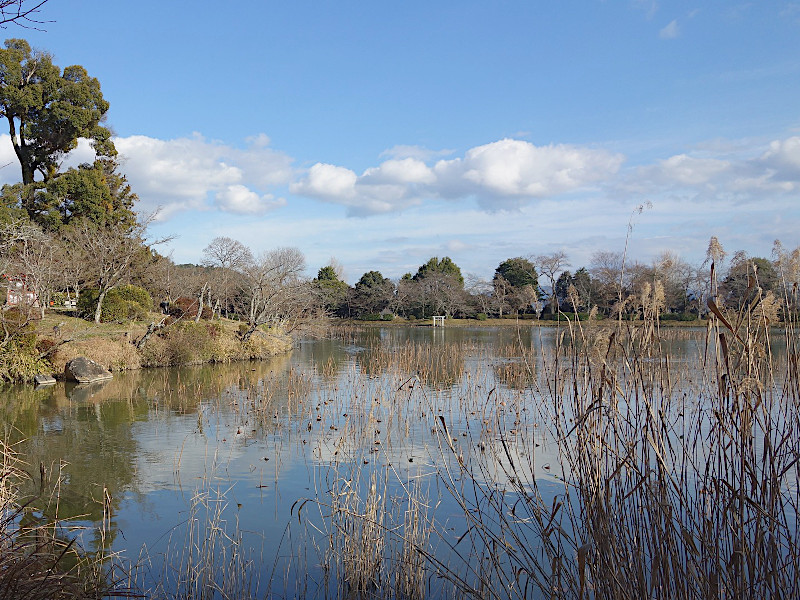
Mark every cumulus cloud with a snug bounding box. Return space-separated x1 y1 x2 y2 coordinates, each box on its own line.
290 161 427 215
113 133 293 219
292 163 358 200
292 138 624 215
434 139 624 208
761 136 800 178
619 135 800 201
362 158 436 185
632 154 731 189
660 19 680 39
215 184 286 214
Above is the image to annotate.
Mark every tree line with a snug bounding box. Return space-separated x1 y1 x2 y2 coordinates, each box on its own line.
311 244 799 323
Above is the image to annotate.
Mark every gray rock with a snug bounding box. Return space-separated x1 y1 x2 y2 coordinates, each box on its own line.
64 357 113 384
34 374 56 385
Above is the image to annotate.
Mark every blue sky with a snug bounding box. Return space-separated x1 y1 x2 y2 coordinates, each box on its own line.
3 0 799 283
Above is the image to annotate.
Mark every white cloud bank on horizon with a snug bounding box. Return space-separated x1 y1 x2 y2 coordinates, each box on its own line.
291 139 625 215
0 131 798 228
617 135 800 201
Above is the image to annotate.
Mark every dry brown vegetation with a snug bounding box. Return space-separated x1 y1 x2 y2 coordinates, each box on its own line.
281 277 799 598
2 259 796 598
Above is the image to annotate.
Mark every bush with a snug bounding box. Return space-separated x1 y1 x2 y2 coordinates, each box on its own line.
115 284 153 311
142 321 221 366
76 289 99 319
0 315 48 382
51 291 67 306
359 313 383 321
539 312 591 321
476 313 488 321
78 285 152 323
170 296 213 320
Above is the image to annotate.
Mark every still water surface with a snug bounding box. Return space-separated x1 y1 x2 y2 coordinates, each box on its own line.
0 325 775 596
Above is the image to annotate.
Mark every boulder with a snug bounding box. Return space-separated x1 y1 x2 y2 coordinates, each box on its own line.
64 357 113 384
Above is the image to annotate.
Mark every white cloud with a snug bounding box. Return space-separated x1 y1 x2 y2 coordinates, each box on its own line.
292 138 624 215
114 133 293 219
762 136 800 176
659 19 680 39
446 239 469 253
634 154 731 187
0 135 21 186
434 139 624 206
291 163 357 200
290 161 425 215
619 135 800 203
215 184 286 214
362 158 436 185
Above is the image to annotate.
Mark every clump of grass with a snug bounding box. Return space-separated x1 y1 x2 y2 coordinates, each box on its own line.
142 484 258 600
51 337 141 373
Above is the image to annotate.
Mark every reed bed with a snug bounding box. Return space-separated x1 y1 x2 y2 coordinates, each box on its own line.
5 291 796 599
285 288 799 599
424 303 799 598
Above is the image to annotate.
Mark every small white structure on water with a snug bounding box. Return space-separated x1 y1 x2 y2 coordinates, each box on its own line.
433 315 445 327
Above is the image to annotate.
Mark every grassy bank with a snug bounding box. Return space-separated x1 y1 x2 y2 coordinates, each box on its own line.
8 311 293 382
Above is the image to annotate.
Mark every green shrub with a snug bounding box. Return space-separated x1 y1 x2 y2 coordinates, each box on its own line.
476 313 488 321
77 285 152 322
0 318 48 382
51 291 67 306
539 312 592 322
77 289 99 319
115 284 153 311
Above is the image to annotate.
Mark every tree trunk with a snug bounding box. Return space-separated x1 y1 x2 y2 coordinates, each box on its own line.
241 323 258 343
195 284 206 323
94 289 107 324
136 319 166 349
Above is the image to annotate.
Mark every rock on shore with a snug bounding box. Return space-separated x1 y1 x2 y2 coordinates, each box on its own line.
64 357 113 383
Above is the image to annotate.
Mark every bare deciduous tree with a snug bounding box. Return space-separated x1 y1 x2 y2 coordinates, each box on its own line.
465 273 493 316
203 236 253 317
66 217 169 323
535 251 570 314
240 247 319 340
0 1 49 28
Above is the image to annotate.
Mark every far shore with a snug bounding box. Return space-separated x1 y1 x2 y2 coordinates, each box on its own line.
340 316 712 328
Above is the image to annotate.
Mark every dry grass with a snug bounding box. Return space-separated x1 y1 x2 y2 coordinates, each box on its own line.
424 291 800 598
140 485 259 600
0 439 135 599
51 338 142 373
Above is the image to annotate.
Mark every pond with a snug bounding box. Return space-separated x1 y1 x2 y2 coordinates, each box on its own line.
0 324 796 599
